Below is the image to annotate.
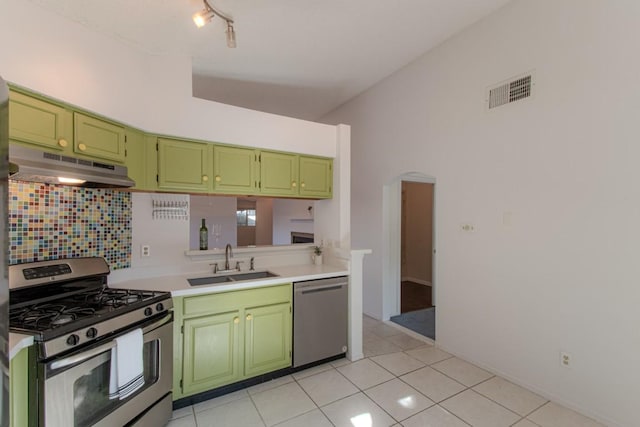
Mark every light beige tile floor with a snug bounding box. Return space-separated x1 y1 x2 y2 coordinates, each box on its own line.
168 315 606 427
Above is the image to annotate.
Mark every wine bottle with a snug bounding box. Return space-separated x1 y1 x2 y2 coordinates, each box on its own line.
199 218 208 250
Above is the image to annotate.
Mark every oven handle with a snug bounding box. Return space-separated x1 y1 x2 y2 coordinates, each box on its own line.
49 312 173 371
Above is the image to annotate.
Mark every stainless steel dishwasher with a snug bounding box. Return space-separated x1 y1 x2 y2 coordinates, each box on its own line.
293 276 348 367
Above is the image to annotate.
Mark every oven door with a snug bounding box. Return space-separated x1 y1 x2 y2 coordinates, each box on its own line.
42 312 173 427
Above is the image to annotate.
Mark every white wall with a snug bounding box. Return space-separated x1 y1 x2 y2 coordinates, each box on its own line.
272 199 314 245
189 195 238 249
0 0 337 157
0 0 351 280
322 1 640 426
255 198 273 246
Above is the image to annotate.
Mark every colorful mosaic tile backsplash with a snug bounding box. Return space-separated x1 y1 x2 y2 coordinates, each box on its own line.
8 181 132 270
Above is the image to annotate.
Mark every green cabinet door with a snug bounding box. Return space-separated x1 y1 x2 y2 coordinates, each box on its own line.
124 128 144 190
9 90 72 151
260 151 299 196
212 145 257 194
125 130 157 191
299 156 333 199
174 284 293 399
158 138 210 192
182 311 241 395
10 347 31 427
244 302 292 377
74 112 126 163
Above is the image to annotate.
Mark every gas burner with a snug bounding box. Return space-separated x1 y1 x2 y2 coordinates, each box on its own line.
51 315 74 326
11 304 96 329
9 258 173 350
100 290 144 307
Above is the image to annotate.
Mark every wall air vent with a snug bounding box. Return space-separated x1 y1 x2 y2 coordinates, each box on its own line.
486 72 534 110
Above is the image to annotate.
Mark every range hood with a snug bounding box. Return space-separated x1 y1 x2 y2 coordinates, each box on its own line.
8 145 135 188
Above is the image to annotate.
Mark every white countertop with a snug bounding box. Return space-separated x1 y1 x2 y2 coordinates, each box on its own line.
8 264 348 359
10 332 34 360
110 263 349 297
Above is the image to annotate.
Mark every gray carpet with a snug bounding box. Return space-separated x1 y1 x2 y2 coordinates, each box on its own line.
390 307 435 340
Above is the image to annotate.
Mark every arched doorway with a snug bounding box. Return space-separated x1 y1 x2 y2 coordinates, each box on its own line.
382 172 436 339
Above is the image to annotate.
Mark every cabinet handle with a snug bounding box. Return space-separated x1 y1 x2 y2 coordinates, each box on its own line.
292 181 297 188
58 139 68 148
301 182 306 188
202 175 209 182
78 143 87 151
246 314 253 321
233 317 239 324
215 175 221 182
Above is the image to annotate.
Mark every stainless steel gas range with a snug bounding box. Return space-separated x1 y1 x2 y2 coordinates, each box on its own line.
9 257 173 427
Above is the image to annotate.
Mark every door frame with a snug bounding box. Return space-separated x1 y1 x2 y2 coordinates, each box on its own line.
382 172 436 320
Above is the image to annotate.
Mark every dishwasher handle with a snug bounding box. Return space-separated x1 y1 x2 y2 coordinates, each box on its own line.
299 284 344 295
294 277 348 295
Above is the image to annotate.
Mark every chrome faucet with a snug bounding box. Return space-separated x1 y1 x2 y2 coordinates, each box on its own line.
224 244 233 270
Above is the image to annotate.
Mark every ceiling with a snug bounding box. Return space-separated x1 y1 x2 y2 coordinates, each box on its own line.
27 0 512 121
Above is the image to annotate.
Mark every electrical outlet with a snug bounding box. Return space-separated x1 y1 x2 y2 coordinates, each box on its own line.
141 245 151 257
560 351 571 368
461 223 475 232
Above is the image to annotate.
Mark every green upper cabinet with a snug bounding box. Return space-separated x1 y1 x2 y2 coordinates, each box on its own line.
244 302 292 377
73 112 126 163
299 155 333 198
9 90 73 151
8 86 335 199
212 145 258 194
125 128 157 191
259 151 299 196
157 137 211 192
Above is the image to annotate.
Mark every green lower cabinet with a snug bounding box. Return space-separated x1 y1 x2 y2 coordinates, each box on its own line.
174 284 292 400
182 311 240 396
10 347 30 427
244 302 292 377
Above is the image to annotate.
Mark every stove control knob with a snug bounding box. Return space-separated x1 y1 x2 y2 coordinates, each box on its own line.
66 334 80 346
144 307 153 316
156 303 164 312
86 328 98 339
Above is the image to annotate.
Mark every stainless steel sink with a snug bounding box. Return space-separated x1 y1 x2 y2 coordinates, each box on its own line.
228 271 279 281
188 271 279 286
187 276 234 286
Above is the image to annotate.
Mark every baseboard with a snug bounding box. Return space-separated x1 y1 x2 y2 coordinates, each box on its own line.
401 277 432 286
385 320 434 345
434 341 620 427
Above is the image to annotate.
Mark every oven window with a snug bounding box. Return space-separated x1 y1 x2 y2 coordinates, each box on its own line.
73 340 159 427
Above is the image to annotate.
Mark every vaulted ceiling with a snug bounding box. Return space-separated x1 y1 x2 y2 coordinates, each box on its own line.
27 0 512 120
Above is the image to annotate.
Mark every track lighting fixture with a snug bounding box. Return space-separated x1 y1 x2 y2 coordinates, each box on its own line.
193 0 237 48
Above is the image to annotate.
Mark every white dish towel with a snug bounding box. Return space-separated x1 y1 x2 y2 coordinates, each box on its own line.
108 328 145 400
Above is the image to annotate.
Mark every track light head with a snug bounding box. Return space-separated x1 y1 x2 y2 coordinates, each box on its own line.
192 9 214 28
226 22 237 48
193 0 237 48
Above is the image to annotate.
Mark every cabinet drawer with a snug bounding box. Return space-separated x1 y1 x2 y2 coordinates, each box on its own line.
183 284 292 317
